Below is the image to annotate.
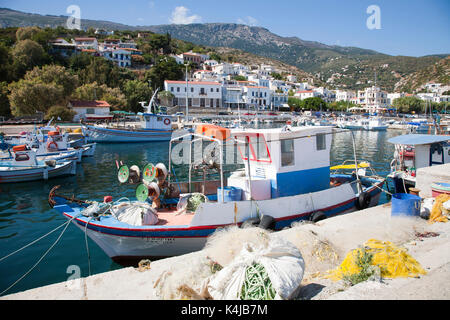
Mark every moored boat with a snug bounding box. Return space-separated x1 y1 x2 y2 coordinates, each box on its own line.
0 145 76 183
387 134 450 193
49 124 385 263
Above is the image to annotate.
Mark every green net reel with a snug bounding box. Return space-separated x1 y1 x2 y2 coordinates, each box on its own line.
136 183 149 202
142 163 156 183
118 165 130 184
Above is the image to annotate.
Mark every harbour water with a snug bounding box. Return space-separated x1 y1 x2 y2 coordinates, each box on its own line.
0 128 405 296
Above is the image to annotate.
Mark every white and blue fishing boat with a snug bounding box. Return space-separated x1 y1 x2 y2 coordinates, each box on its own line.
0 145 76 183
49 125 385 263
387 134 450 193
83 90 174 143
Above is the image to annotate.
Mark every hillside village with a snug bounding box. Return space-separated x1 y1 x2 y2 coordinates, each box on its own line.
1 26 449 122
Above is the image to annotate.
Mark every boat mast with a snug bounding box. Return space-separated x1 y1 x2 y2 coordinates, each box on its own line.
148 88 159 114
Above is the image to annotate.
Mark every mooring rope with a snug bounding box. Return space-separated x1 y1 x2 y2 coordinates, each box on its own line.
0 214 81 296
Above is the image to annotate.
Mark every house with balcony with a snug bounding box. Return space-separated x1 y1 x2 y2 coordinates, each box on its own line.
164 80 223 108
357 86 388 111
102 49 132 67
73 37 98 51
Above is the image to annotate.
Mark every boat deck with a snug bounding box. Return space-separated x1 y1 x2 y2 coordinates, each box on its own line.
155 208 195 226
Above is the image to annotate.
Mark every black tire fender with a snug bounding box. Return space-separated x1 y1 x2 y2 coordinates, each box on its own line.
258 215 276 230
310 211 327 223
356 192 371 210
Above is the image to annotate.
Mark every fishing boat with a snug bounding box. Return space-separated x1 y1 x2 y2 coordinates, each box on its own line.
0 145 76 183
49 124 385 263
83 90 174 143
361 118 388 131
387 134 450 193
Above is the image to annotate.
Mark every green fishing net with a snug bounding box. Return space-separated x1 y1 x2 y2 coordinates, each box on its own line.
240 263 276 300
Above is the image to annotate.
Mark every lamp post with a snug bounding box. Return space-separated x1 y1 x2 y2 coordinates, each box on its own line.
185 62 189 123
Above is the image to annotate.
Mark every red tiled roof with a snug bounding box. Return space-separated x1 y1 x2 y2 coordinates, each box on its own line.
297 90 313 93
74 37 97 41
165 80 221 86
69 100 111 108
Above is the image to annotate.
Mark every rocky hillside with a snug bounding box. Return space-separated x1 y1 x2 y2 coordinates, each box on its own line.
394 56 450 93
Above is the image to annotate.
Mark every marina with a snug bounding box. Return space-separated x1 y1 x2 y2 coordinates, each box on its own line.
0 123 417 296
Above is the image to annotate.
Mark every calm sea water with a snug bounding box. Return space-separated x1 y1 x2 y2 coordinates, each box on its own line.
0 127 405 296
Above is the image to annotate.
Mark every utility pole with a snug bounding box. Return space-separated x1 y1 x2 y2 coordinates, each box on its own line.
185 62 189 123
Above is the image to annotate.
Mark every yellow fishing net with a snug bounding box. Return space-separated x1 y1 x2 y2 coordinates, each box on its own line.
429 194 450 224
326 239 427 281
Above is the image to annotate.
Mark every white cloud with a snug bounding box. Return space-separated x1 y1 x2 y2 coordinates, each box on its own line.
169 6 202 24
237 16 259 26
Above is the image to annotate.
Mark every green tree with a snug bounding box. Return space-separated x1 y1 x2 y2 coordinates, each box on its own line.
45 105 76 121
24 65 78 97
302 97 327 111
122 80 153 113
392 96 424 113
71 82 126 109
11 39 48 79
0 43 12 83
15 27 41 41
8 79 64 116
0 82 11 117
145 56 183 91
158 90 175 107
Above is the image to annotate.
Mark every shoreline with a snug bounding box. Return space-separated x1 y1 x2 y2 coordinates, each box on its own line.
2 164 449 300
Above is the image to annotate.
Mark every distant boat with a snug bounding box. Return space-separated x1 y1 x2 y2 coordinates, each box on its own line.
361 118 388 131
83 90 174 143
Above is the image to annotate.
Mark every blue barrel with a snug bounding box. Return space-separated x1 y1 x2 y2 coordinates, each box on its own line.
391 193 421 217
217 187 242 203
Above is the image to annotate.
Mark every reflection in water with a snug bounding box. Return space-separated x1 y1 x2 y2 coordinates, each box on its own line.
0 129 404 296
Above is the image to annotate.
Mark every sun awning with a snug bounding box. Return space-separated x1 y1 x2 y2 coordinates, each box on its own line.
388 134 450 146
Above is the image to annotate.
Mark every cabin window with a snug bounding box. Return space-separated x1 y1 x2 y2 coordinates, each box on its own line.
15 153 30 162
281 139 295 167
316 133 326 151
250 135 270 161
157 117 162 122
86 108 95 114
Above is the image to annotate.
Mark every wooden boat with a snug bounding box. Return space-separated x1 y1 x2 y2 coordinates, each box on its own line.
49 125 385 264
0 145 76 183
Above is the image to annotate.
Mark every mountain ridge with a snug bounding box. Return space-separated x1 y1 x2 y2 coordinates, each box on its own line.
1 7 448 92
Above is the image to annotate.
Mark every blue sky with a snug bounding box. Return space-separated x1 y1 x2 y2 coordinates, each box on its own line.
2 0 449 57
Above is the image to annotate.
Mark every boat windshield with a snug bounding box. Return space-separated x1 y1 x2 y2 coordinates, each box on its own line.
234 133 271 163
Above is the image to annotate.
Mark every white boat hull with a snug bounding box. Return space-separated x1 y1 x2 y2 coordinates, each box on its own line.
84 125 172 143
0 160 76 183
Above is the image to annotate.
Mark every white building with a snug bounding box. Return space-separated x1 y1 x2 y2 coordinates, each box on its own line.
212 63 235 76
102 49 132 67
164 80 223 108
314 87 335 103
193 69 217 81
68 100 112 122
387 92 405 105
72 37 98 50
223 86 245 109
335 90 357 103
294 90 319 100
287 74 297 83
243 86 272 109
357 86 388 111
271 92 289 110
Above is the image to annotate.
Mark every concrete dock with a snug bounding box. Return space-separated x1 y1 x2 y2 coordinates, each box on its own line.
2 165 450 300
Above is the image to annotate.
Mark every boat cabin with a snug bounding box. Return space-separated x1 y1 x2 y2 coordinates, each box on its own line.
230 126 333 200
137 113 173 131
388 134 450 172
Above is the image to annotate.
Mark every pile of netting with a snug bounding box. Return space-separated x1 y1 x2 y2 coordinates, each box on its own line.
429 194 450 224
326 239 427 283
